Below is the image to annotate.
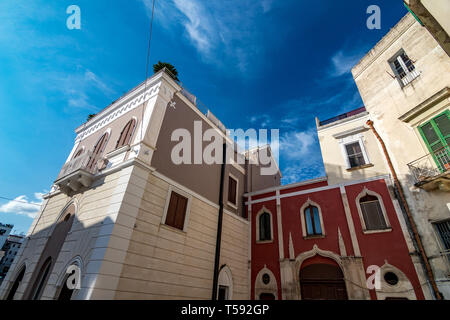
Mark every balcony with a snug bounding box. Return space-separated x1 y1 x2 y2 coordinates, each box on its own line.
407 146 450 191
54 151 106 195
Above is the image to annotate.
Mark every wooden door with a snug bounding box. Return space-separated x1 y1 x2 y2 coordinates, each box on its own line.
300 264 348 300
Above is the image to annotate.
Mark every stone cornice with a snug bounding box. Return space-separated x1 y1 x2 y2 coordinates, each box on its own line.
74 71 181 142
398 86 450 123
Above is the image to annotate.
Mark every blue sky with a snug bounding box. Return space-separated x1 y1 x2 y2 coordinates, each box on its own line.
0 0 408 234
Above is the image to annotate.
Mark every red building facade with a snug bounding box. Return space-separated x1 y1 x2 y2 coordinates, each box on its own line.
245 176 428 300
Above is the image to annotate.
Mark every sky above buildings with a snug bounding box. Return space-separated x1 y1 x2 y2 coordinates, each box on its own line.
0 0 408 233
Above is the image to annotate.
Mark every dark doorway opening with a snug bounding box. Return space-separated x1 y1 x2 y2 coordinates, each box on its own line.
300 263 348 300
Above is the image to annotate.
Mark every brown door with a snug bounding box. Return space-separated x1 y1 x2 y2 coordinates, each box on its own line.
300 264 348 300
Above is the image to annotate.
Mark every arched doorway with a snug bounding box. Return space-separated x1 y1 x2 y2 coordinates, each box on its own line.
300 263 348 300
6 266 26 300
23 203 76 300
57 273 75 301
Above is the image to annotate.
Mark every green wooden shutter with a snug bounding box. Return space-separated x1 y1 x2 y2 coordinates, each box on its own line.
419 110 450 171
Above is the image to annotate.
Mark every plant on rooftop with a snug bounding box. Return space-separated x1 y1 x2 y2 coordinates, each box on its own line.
153 61 179 81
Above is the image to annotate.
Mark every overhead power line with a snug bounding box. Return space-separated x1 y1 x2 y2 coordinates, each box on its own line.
0 196 41 207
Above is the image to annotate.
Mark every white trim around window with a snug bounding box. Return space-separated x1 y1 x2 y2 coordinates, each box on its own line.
299 198 326 238
338 134 371 170
161 185 193 233
355 187 391 234
255 206 274 244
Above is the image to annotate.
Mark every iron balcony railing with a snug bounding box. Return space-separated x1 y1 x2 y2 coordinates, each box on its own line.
407 146 450 184
55 150 101 182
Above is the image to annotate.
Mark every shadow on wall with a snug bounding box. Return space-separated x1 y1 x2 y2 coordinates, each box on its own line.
324 162 391 184
0 207 115 301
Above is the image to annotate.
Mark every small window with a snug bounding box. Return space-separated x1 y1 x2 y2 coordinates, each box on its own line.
228 176 237 206
165 191 188 231
116 119 137 149
218 285 229 300
259 212 272 241
304 205 322 236
434 220 450 252
389 50 419 86
72 148 84 160
345 142 366 168
262 274 270 285
360 195 388 231
87 132 109 170
384 272 399 286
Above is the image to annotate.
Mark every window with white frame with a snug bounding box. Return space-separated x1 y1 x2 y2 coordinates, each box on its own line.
339 135 370 170
256 207 274 243
300 199 325 238
345 142 366 168
356 189 391 233
389 50 420 87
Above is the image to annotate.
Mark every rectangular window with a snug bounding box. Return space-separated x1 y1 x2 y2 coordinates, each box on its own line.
345 142 366 168
419 111 450 172
165 191 188 230
360 199 387 230
435 220 450 251
218 286 229 300
228 176 237 205
389 50 420 87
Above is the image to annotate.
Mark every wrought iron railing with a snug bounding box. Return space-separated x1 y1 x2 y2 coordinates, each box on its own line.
55 150 101 181
407 146 450 184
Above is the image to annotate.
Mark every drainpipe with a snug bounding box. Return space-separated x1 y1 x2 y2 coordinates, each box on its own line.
366 120 442 300
212 143 227 300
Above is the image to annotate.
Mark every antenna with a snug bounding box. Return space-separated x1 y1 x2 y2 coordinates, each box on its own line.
140 0 157 142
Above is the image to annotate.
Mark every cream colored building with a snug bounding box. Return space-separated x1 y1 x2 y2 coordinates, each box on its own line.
317 13 450 298
0 69 281 300
404 0 450 56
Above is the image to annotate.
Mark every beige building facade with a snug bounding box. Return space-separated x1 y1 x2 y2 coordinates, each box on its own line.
317 13 450 298
0 70 280 300
404 0 450 56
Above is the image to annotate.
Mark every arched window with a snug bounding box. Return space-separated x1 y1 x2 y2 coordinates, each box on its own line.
217 266 233 300
31 257 52 300
259 212 272 241
359 195 387 231
58 273 75 301
116 118 136 149
6 266 26 300
87 132 109 169
23 203 76 300
72 148 84 160
304 205 322 236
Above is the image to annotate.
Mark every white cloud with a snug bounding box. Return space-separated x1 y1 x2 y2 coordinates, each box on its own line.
142 0 269 73
330 48 367 77
84 70 115 96
280 129 316 159
0 193 44 219
249 114 271 128
173 0 214 54
278 128 325 184
261 0 274 13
